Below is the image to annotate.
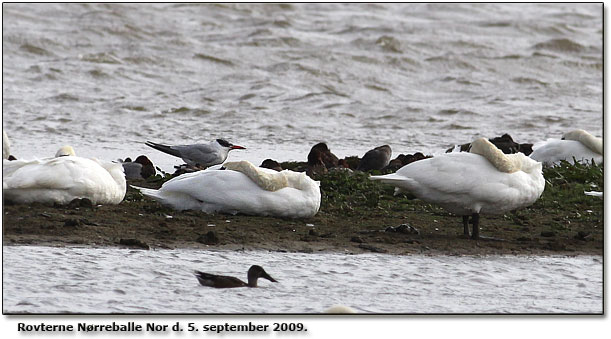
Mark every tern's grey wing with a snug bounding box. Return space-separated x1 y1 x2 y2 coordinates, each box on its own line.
174 144 222 166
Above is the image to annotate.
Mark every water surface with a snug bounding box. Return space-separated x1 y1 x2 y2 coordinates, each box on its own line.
2 3 602 170
2 246 603 314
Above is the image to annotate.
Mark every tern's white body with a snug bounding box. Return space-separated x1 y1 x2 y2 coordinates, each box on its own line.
370 145 545 216
135 161 320 218
3 156 126 205
529 129 602 166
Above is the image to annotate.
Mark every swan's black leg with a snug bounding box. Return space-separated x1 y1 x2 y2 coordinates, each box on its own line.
462 215 470 237
471 213 480 239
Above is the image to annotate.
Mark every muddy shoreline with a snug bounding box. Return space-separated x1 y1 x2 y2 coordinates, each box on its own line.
2 163 603 256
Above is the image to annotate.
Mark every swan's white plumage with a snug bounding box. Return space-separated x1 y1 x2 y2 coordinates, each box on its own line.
2 131 10 159
3 155 126 205
370 139 544 216
584 191 603 199
324 305 357 313
134 161 320 218
529 129 602 166
55 145 76 157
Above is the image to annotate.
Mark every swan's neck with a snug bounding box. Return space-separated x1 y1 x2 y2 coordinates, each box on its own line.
469 138 521 173
224 160 289 191
564 130 602 154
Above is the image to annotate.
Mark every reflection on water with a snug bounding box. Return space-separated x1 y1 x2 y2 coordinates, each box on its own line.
2 246 602 314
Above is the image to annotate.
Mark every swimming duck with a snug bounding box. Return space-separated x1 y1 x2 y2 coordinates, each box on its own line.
529 129 602 166
133 160 321 218
195 265 277 288
145 138 245 168
3 147 126 205
370 138 545 239
357 145 392 171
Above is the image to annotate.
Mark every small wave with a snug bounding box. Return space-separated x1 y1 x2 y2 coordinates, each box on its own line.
48 93 80 102
239 93 256 101
351 55 380 65
88 69 110 78
193 53 234 66
425 55 477 70
365 84 390 92
80 52 123 64
123 105 147 111
246 36 301 48
437 109 478 116
478 21 512 28
441 76 481 86
375 36 402 53
533 38 585 53
445 123 472 130
162 107 211 116
511 77 548 87
19 43 53 56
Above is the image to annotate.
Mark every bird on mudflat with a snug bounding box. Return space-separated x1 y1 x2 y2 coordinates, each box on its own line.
3 146 126 205
529 129 602 166
194 265 278 288
120 155 156 180
133 160 321 218
370 138 545 239
145 138 245 168
357 145 392 171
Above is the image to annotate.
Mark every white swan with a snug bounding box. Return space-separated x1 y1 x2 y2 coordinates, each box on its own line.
370 138 545 239
2 147 126 205
323 305 357 313
529 129 602 166
3 130 10 159
134 160 321 218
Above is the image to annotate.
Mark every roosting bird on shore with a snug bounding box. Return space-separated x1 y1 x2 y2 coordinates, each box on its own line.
370 138 545 239
145 138 245 168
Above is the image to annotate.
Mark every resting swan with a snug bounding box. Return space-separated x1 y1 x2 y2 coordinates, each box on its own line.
370 138 545 239
2 146 126 205
529 129 602 166
134 160 321 218
3 130 10 159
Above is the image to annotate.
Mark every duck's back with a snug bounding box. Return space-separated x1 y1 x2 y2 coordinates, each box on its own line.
3 157 126 204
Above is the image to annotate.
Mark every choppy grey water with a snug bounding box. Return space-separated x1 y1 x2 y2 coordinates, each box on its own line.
1 3 602 171
1 246 603 314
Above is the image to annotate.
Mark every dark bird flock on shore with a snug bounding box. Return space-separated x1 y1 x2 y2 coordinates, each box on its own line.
1 129 603 289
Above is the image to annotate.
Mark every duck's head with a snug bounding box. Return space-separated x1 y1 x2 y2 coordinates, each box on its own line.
247 265 277 287
55 145 76 157
134 155 156 178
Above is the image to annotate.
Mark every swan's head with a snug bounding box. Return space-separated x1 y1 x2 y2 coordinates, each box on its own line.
469 138 520 173
55 145 76 157
561 129 602 154
561 129 589 141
